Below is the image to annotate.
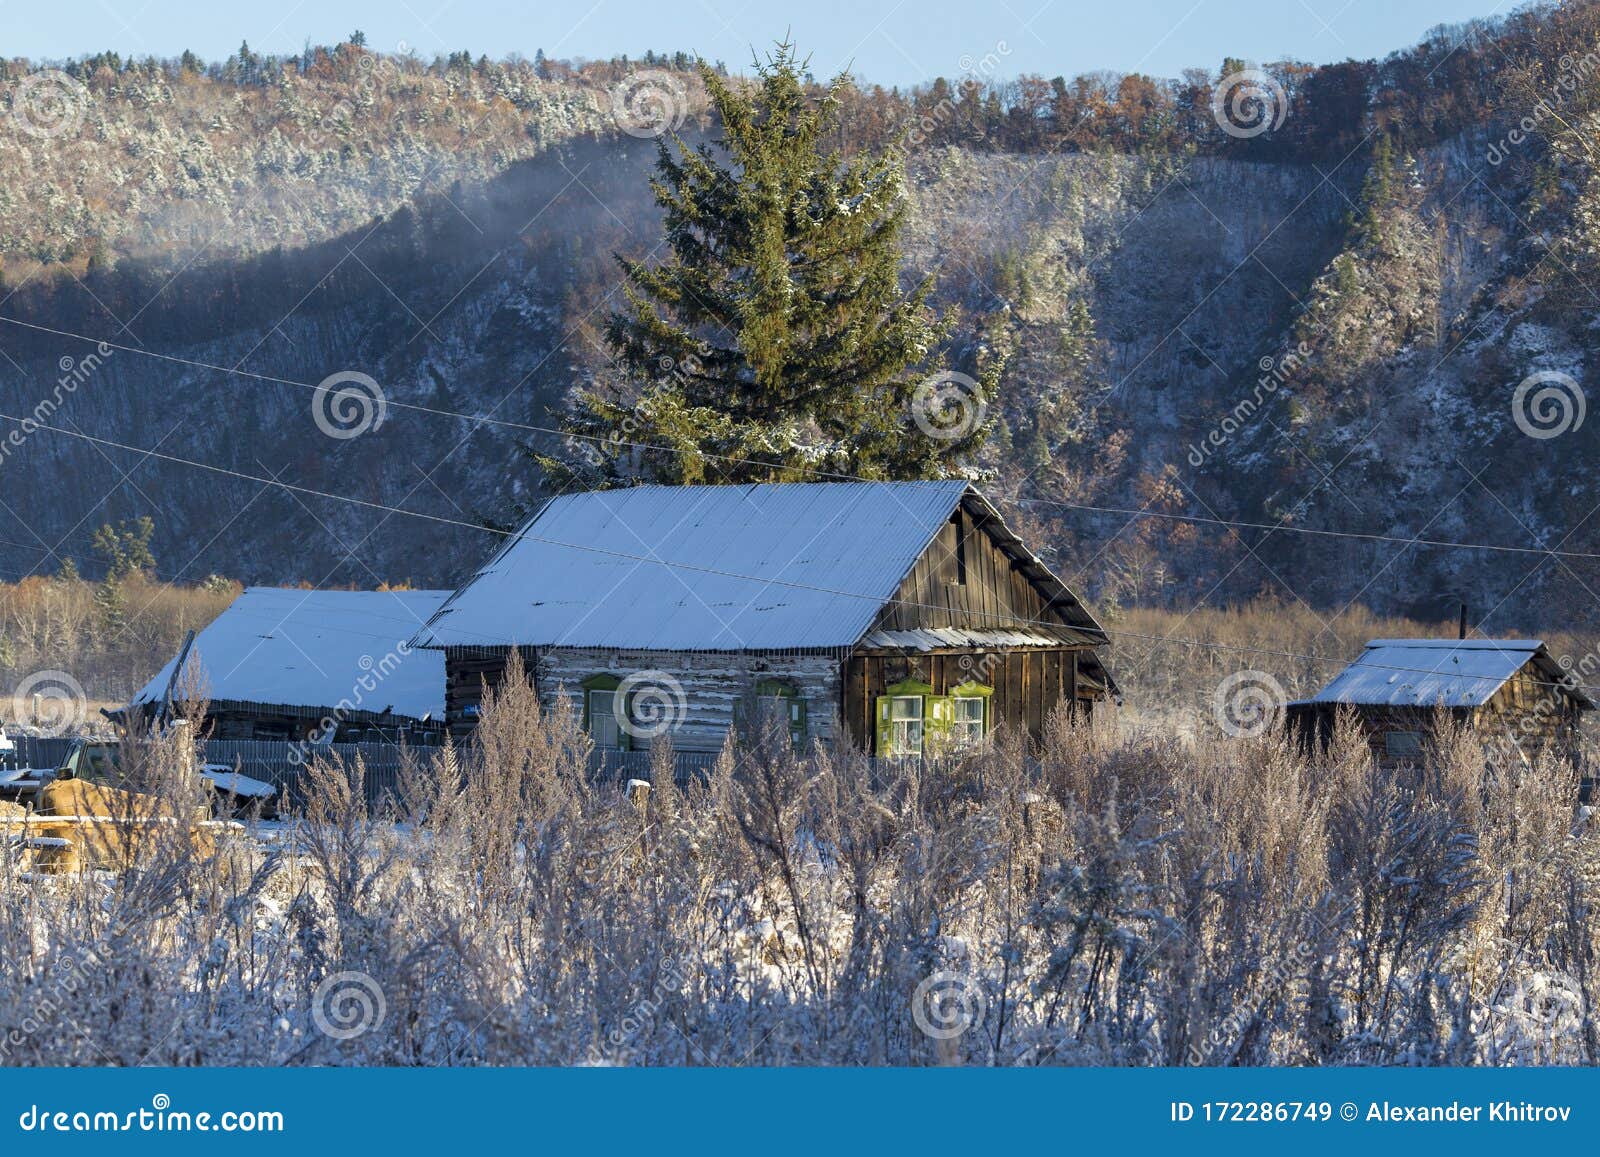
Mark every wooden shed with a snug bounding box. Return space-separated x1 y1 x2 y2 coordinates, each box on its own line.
125 587 451 744
410 481 1116 757
1285 638 1595 767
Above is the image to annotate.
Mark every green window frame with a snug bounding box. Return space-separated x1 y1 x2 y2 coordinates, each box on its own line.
949 680 994 747
875 679 955 757
581 673 629 751
753 678 808 747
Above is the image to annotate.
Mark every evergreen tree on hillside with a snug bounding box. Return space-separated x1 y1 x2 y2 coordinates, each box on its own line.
91 517 155 582
543 41 994 488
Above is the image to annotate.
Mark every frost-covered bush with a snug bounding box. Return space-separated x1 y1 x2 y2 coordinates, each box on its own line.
2 677 1596 1066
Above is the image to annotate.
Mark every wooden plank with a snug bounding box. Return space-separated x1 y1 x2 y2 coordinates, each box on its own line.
1005 651 1024 732
842 656 864 748
1024 652 1044 737
1068 650 1078 720
881 505 1073 632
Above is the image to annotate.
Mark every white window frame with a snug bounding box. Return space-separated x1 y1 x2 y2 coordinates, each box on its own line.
951 695 987 747
889 695 924 756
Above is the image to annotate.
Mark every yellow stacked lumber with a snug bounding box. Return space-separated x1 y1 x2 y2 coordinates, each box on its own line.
17 780 219 871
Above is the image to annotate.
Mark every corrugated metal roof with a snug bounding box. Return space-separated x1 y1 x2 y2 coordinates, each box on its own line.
412 481 974 651
860 626 1101 651
131 588 449 720
1297 638 1590 709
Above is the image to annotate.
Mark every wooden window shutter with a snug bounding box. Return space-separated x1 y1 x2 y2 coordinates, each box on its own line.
875 696 895 755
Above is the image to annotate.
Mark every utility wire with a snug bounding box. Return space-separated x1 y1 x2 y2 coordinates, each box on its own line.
7 313 1599 563
4 409 1600 697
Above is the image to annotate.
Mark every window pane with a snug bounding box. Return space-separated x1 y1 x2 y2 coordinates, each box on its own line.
890 719 923 756
954 698 984 723
757 694 805 744
1385 731 1424 757
590 691 620 749
891 696 923 721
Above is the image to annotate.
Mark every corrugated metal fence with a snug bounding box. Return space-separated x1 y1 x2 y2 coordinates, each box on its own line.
10 736 71 771
7 736 724 810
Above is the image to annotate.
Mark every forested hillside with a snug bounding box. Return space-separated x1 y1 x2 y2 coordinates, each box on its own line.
3 3 1600 631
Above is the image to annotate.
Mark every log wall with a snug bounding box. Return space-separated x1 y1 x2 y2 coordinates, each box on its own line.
445 647 841 753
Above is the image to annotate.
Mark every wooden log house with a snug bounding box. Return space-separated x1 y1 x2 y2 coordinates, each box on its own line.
409 481 1117 756
1285 638 1595 768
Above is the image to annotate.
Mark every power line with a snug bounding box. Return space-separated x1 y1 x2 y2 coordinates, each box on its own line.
0 410 493 532
9 312 1600 564
5 408 1600 697
0 313 824 473
1020 498 1600 562
1104 627 1600 698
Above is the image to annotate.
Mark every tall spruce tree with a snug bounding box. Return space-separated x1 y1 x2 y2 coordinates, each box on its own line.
545 42 994 488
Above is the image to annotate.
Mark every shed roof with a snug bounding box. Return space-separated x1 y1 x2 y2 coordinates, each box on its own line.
131 588 450 721
411 481 1106 652
1294 638 1595 710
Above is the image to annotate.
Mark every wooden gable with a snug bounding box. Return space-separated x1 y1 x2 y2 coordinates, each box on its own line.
869 500 1102 640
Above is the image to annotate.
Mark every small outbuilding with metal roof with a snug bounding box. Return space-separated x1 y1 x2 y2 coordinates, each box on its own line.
410 480 1116 756
1286 638 1595 767
127 587 451 744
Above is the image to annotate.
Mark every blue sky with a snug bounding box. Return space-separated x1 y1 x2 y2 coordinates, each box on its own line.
8 0 1514 86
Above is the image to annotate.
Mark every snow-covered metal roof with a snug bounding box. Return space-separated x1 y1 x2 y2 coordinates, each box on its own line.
1296 638 1593 709
411 481 1106 652
131 588 450 721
